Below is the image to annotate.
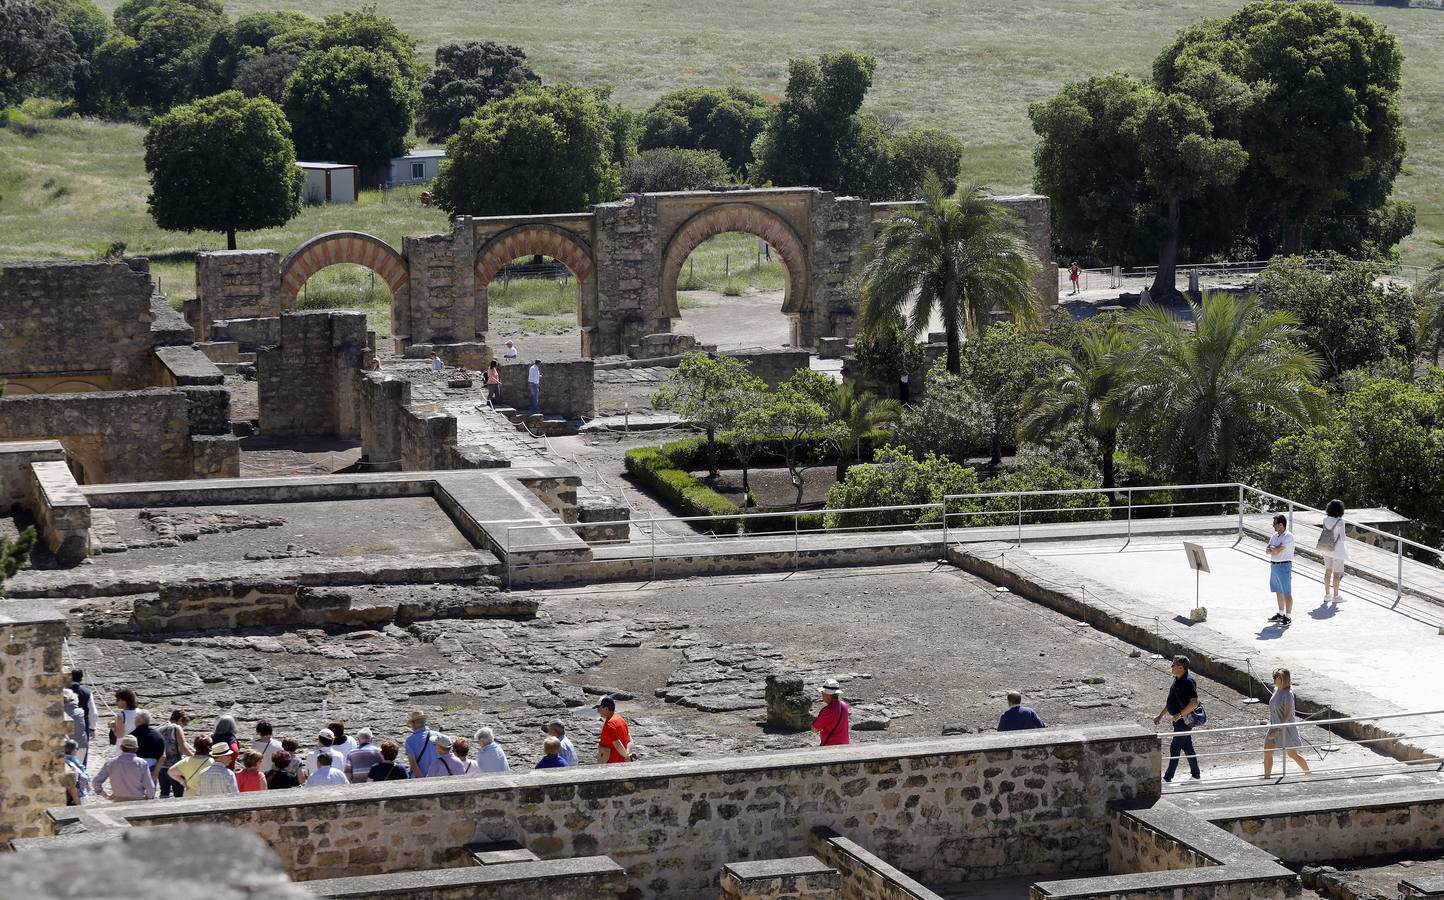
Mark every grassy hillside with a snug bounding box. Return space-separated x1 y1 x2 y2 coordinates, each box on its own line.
2 0 1440 302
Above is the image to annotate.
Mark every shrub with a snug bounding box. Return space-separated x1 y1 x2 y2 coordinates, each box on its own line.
624 447 740 533
621 147 733 193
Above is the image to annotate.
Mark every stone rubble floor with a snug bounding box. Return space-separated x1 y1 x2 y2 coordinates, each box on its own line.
71 562 1294 787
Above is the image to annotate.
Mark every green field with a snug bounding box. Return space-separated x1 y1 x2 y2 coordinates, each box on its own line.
2 0 1441 301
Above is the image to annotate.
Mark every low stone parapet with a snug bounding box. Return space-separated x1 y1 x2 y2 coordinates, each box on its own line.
27 459 91 563
720 856 841 899
0 440 65 514
304 855 627 899
810 827 944 900
152 345 224 386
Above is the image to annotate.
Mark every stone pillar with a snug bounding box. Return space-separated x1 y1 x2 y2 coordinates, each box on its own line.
0 600 69 844
591 195 660 356
992 194 1058 313
809 193 872 349
193 251 287 339
256 311 368 439
452 216 480 338
765 673 813 731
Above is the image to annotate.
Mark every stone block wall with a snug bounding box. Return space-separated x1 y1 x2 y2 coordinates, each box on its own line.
26 460 91 563
402 225 477 347
192 250 288 336
152 346 225 387
0 259 158 391
809 195 872 345
210 316 282 351
257 311 368 439
495 358 594 419
53 724 1158 896
0 390 193 483
304 856 628 899
0 600 69 845
991 195 1057 312
1217 795 1444 864
590 195 661 356
728 349 811 389
720 857 841 899
810 828 944 900
0 441 65 514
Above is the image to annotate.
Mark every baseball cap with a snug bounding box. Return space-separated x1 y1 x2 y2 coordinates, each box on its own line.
592 695 616 710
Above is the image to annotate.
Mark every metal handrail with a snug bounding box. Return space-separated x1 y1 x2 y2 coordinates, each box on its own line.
1162 707 1444 739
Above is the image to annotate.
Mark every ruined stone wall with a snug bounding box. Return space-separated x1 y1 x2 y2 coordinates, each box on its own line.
590 196 660 356
729 349 812 389
495 358 594 419
0 259 157 391
0 601 68 845
809 195 872 345
257 311 367 439
26 460 91 563
192 251 288 336
0 390 193 483
992 195 1058 312
811 829 944 900
0 441 65 514
1216 798 1444 864
402 229 476 347
73 725 1158 896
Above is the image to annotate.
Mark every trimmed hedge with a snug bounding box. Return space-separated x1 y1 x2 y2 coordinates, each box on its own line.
624 447 741 534
661 430 892 471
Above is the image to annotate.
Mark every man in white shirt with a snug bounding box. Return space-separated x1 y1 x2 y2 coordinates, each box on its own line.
503 340 518 359
250 721 281 774
303 751 350 788
307 728 348 777
1266 514 1296 626
527 360 541 414
195 743 239 797
472 727 509 773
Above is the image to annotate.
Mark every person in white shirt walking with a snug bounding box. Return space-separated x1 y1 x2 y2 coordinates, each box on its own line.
1266 514 1296 626
527 360 542 414
303 751 350 788
250 721 281 774
195 742 239 797
1319 499 1349 603
306 728 348 779
544 720 577 767
472 727 509 773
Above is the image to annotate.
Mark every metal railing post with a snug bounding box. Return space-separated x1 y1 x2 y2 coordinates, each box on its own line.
1126 489 1133 541
1237 484 1245 541
650 520 656 582
505 527 512 590
1287 499 1294 533
794 510 800 573
1398 535 1405 601
1016 494 1023 547
941 496 949 559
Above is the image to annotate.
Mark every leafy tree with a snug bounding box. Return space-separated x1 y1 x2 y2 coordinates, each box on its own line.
751 51 883 196
758 368 845 508
1256 372 1444 542
1030 76 1245 298
850 312 926 398
1256 253 1421 380
1021 324 1133 489
39 0 110 110
232 52 300 104
621 147 734 193
1155 0 1407 256
639 86 771 173
892 363 991 463
145 90 302 250
1124 293 1322 481
315 8 423 92
0 522 36 593
823 383 899 482
96 0 225 112
1420 244 1444 366
823 446 980 530
878 127 963 198
283 46 414 171
978 461 1110 524
957 323 1051 469
861 174 1042 374
201 11 318 94
652 352 766 478
432 83 624 216
0 0 81 107
418 40 538 142
720 411 768 504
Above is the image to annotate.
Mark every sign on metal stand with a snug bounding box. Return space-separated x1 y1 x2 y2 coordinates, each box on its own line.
1182 542 1209 622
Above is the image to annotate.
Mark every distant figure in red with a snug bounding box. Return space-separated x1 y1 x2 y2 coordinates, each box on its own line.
812 678 850 746
1069 261 1081 296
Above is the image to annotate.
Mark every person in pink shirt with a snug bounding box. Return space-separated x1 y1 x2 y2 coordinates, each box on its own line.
812 678 850 746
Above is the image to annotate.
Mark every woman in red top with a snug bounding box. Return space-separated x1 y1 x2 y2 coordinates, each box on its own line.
1068 261 1081 296
236 749 268 792
813 679 850 746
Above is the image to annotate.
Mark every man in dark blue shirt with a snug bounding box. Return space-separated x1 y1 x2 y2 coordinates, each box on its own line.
997 692 1047 731
1153 655 1201 781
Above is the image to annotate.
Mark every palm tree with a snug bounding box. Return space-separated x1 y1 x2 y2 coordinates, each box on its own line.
1021 327 1133 489
825 384 900 482
861 174 1042 375
1123 293 1322 481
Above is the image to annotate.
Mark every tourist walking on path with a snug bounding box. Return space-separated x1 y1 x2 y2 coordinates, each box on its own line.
431 354 445 373
70 670 99 762
250 721 280 774
111 688 139 745
536 736 568 769
131 710 166 775
1154 655 1202 782
528 359 542 413
157 710 192 798
167 735 213 795
504 340 518 359
426 734 466 776
1319 499 1348 602
236 749 267 792
1266 514 1296 626
329 722 357 757
595 695 632 763
486 359 502 405
367 741 410 782
303 751 349 787
1263 668 1311 777
265 750 300 790
473 727 510 772
93 734 156 801
1069 261 1081 295
307 728 347 777
211 715 241 768
997 692 1046 731
62 690 89 766
63 739 90 805
453 738 479 774
813 679 851 746
545 720 577 767
405 710 438 778
196 743 239 797
346 729 381 783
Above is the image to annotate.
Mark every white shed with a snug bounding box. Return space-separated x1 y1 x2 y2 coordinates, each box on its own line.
388 149 446 186
297 162 358 204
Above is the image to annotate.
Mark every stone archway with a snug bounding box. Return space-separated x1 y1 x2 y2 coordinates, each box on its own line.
279 231 409 300
474 224 595 286
658 203 810 322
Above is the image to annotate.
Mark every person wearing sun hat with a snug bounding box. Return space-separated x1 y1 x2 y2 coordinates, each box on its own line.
194 740 239 797
812 678 850 746
91 733 156 801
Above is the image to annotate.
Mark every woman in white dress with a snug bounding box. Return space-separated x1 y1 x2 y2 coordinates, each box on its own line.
1320 499 1348 601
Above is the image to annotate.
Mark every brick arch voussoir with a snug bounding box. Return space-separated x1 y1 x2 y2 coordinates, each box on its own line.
660 203 810 319
279 231 408 299
473 225 594 287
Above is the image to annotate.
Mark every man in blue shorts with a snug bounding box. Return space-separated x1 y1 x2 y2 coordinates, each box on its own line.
1265 514 1295 626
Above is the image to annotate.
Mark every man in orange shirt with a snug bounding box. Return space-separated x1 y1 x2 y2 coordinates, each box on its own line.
594 695 631 763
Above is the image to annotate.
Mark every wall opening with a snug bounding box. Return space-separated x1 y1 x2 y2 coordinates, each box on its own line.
484 254 581 341
292 262 394 339
672 232 797 349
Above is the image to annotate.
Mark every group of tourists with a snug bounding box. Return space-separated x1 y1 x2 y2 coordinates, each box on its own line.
60 679 634 804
